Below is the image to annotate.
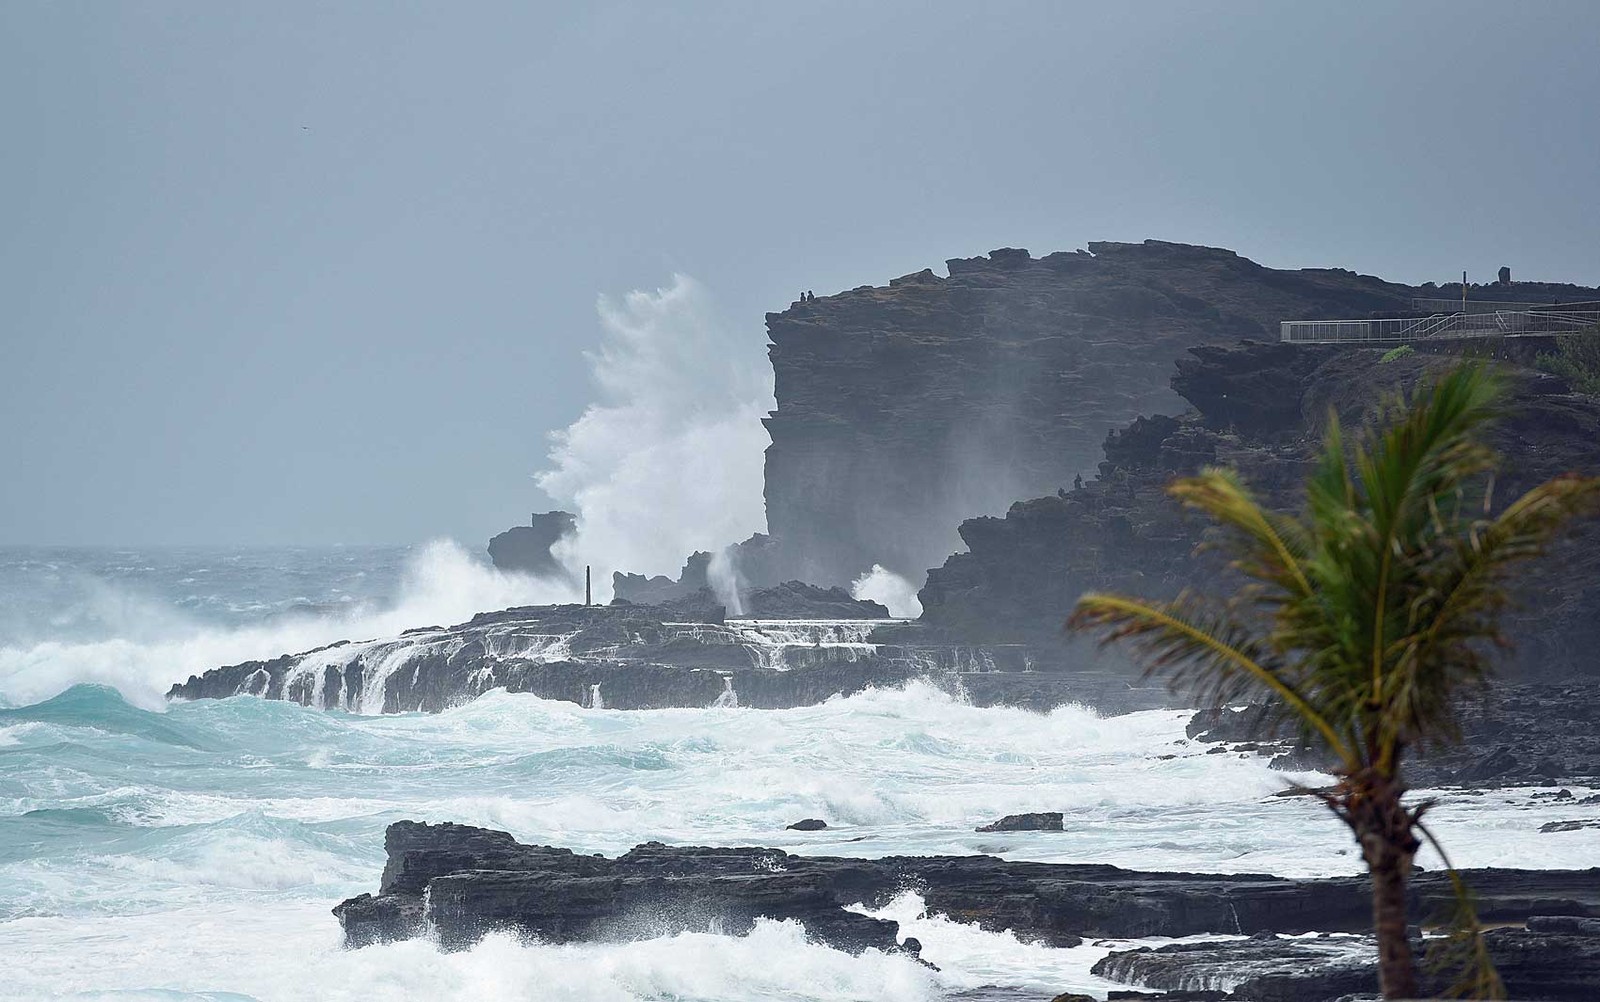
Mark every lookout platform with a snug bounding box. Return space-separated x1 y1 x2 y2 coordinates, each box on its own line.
1280 298 1600 345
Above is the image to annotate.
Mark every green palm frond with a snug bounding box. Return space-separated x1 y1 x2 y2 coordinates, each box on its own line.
1383 473 1600 751
1069 591 1355 767
1068 360 1597 1000
1168 468 1314 599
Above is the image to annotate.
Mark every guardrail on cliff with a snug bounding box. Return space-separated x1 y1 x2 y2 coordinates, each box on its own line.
1280 308 1600 344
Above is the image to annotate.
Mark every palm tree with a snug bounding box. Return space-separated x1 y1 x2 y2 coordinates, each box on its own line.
1069 363 1599 1000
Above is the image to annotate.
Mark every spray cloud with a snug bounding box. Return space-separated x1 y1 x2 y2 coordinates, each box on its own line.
537 276 773 600
851 565 923 619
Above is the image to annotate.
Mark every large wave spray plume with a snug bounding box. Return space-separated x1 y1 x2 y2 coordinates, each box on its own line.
537 276 774 601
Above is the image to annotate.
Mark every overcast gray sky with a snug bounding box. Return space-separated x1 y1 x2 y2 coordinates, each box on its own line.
3 1 1597 546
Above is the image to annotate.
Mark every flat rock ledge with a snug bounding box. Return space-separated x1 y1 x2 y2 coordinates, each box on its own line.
336 822 1600 984
1094 913 1600 1001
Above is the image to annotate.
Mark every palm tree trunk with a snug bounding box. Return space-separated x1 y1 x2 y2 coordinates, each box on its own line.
1369 837 1419 1000
1348 773 1423 1000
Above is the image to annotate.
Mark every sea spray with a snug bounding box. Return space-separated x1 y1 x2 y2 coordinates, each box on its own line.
0 540 572 708
537 276 774 598
852 564 924 618
707 546 745 615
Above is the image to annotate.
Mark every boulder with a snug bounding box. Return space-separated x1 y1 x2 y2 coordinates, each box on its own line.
976 811 1064 832
487 511 577 579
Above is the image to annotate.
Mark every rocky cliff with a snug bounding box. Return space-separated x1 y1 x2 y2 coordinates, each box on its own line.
918 340 1600 680
760 241 1428 586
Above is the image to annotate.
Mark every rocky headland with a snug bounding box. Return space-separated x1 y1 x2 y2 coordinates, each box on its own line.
757 241 1599 590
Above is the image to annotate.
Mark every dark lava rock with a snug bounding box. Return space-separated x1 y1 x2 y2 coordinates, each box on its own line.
742 580 889 619
1188 683 1600 789
1094 921 1600 1002
1457 744 1521 783
1093 934 1375 1001
918 339 1600 687
787 819 829 831
1481 922 1600 1002
1542 819 1600 833
486 511 577 580
976 812 1064 832
621 579 891 620
167 597 1190 716
165 603 928 713
336 821 1600 960
762 241 1444 587
613 552 713 605
638 581 889 620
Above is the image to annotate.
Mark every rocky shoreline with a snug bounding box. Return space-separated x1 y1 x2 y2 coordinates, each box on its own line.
1187 682 1600 791
164 602 1180 714
338 821 1600 1000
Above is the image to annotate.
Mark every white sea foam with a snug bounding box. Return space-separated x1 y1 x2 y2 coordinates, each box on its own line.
5 905 938 1002
0 540 573 709
3 679 1596 999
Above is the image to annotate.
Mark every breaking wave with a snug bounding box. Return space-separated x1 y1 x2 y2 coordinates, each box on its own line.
2 676 1596 999
0 539 573 709
852 564 924 618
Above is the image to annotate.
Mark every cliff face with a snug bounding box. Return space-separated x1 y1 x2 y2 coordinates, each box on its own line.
919 341 1600 680
760 241 1419 586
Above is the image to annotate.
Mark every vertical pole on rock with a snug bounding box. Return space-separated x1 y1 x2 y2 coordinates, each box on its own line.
585 566 592 607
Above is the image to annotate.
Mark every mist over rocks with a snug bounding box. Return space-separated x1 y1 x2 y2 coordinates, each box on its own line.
918 338 1600 682
759 241 1430 588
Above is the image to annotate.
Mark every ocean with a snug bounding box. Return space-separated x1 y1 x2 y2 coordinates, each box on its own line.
0 544 1592 1001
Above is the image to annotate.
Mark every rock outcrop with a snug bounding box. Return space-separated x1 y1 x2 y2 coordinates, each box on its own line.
761 242 1434 587
338 821 1600 980
486 511 577 579
619 580 889 620
975 811 1064 832
613 551 713 605
919 340 1600 681
165 604 911 713
165 602 1179 714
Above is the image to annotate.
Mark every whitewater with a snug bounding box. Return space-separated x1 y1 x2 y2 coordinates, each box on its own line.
2 546 1594 1001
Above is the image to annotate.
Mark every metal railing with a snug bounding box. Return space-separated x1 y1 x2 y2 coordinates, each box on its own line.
1281 309 1600 344
1411 297 1600 314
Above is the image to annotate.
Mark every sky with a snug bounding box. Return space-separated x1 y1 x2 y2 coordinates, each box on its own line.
2 0 1597 546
